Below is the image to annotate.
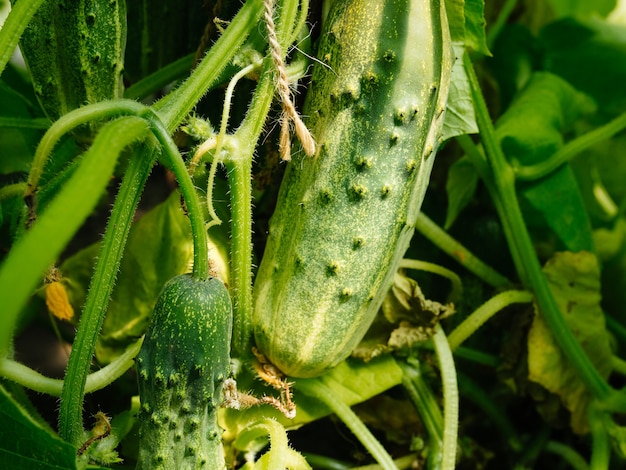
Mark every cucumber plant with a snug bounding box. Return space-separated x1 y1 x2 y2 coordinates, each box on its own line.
252 0 453 378
5 0 626 468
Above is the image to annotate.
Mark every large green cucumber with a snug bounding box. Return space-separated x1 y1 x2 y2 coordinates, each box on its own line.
16 0 126 123
136 274 232 469
253 0 452 378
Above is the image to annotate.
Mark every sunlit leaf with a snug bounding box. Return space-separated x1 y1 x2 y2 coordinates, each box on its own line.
442 45 479 141
0 383 76 469
465 0 490 55
445 0 466 45
527 251 613 434
445 0 490 56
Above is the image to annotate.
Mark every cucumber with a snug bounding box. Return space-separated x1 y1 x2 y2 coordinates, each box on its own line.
136 274 232 469
253 0 452 378
15 0 126 123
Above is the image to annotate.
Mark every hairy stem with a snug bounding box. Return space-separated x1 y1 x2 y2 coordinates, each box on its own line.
0 338 143 397
0 117 149 358
229 0 305 357
143 111 209 280
59 119 154 445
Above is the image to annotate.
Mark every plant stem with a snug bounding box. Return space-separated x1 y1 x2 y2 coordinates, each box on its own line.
463 52 614 404
26 100 147 199
398 360 443 467
143 111 209 280
452 346 500 367
297 377 399 470
399 258 463 303
447 290 533 351
228 0 304 357
123 53 195 101
610 355 626 376
0 338 143 397
227 157 254 357
226 59 275 356
431 324 458 470
543 441 589 470
59 120 154 445
153 0 265 132
515 112 626 181
588 405 610 470
415 213 512 287
0 182 26 201
0 0 47 74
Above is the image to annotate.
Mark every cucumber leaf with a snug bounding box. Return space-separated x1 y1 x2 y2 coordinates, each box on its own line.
464 0 490 56
445 0 490 56
442 44 479 141
0 383 76 469
527 251 612 434
495 72 596 252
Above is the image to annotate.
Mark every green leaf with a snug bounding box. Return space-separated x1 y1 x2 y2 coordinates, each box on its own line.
445 0 490 56
442 45 479 141
464 0 490 56
495 72 596 252
0 383 76 469
445 0 466 45
527 251 613 434
540 16 626 113
444 156 479 229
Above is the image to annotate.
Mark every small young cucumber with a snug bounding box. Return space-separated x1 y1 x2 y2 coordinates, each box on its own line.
253 0 452 378
16 0 126 123
136 274 232 469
